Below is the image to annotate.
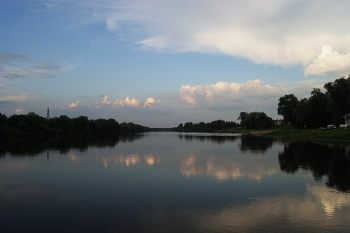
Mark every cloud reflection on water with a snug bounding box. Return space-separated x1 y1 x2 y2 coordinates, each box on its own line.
138 183 350 232
180 153 279 181
88 153 160 168
307 184 350 219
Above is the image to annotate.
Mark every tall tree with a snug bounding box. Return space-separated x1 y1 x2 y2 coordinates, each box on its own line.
307 88 331 127
324 76 350 125
277 94 298 125
293 98 309 128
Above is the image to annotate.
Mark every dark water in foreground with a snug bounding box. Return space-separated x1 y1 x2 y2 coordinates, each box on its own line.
1 132 350 233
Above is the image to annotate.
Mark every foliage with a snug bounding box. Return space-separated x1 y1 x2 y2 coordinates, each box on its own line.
306 88 331 127
292 98 309 128
238 112 274 130
277 94 298 125
324 76 350 125
173 119 239 132
278 75 350 128
291 89 331 128
0 112 148 138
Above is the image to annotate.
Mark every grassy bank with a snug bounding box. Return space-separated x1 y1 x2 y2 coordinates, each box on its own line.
267 128 350 141
217 126 350 142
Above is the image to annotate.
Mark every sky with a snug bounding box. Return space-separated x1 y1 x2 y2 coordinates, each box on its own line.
1 0 350 127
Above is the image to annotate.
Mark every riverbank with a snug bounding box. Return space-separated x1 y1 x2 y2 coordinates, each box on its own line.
217 127 350 142
267 128 350 141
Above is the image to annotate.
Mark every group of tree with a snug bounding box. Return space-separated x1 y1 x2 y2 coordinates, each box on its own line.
173 119 240 132
237 112 274 130
0 112 148 138
277 75 350 128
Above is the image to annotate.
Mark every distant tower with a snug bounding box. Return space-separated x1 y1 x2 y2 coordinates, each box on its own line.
47 107 50 119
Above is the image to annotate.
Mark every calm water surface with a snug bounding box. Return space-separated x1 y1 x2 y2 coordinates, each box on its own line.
1 132 350 233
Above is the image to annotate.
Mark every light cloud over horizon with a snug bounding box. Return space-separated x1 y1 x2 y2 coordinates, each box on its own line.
179 79 324 111
62 96 161 112
0 52 70 79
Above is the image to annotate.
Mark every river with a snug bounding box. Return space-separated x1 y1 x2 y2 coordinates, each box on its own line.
1 132 350 232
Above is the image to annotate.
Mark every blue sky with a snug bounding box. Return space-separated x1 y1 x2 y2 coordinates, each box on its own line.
1 0 350 127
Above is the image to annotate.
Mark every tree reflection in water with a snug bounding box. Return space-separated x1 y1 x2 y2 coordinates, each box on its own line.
178 133 239 144
0 134 145 157
2 133 350 194
239 135 274 153
278 141 350 192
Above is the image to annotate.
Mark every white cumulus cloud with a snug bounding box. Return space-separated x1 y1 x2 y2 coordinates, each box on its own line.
143 97 160 109
14 108 28 115
113 97 140 107
304 45 350 77
180 80 283 110
62 100 80 109
69 100 80 108
86 96 160 110
84 0 350 67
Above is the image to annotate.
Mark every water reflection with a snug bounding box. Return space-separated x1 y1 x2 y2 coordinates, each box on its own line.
114 154 140 166
180 153 279 181
307 184 350 219
164 184 349 232
0 134 145 157
178 133 239 144
144 154 160 166
0 183 62 210
239 135 274 153
93 153 160 168
278 141 350 192
1 133 350 232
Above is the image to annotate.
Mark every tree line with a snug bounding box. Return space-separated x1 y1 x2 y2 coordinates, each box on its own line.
0 112 148 138
173 119 240 132
173 112 276 132
277 75 350 128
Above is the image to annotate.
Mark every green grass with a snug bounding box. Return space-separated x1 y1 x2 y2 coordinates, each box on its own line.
217 126 350 142
268 128 350 141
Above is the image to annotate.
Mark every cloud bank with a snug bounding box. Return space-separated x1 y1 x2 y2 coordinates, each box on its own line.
63 96 161 111
180 80 283 110
93 96 160 110
84 0 350 72
179 79 323 111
